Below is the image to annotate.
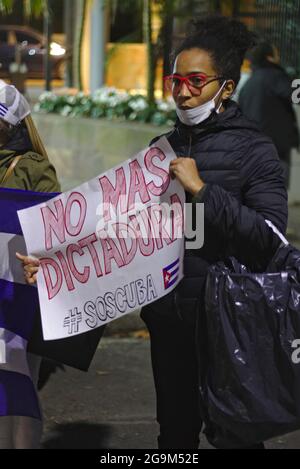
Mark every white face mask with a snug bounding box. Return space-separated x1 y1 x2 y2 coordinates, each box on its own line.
176 81 227 126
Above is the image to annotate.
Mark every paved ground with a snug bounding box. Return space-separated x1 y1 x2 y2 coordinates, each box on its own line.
40 338 158 450
40 337 300 450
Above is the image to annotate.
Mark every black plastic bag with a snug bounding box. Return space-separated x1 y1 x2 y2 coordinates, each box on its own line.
200 241 300 448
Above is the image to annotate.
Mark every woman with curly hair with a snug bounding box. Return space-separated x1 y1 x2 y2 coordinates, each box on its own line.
21 16 288 449
140 15 287 449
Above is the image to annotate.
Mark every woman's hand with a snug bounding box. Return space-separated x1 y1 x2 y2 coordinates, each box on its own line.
16 252 40 285
169 157 205 196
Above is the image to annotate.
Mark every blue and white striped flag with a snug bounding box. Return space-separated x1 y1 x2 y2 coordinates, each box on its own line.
0 187 57 419
0 103 8 119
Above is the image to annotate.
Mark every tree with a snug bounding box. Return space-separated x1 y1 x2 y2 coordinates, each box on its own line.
72 0 87 91
0 0 47 16
110 0 159 104
110 0 212 101
143 0 155 105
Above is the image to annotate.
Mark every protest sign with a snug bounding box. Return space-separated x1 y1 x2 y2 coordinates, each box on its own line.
18 137 185 340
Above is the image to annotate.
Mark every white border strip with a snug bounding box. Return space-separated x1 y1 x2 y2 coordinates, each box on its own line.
0 233 27 285
0 328 30 377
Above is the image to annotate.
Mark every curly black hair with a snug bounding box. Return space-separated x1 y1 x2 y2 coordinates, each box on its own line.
173 15 257 86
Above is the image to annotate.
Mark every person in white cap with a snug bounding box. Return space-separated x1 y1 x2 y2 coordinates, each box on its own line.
0 81 60 449
0 80 60 191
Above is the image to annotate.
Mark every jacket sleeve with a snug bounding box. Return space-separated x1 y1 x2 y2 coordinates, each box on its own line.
192 138 288 269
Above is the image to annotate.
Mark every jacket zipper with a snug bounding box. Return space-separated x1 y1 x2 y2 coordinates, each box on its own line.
187 132 192 157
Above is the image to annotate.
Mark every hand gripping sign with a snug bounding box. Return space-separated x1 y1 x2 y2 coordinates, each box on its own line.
18 137 186 340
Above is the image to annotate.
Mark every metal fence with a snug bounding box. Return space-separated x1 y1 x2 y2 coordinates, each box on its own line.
237 0 300 75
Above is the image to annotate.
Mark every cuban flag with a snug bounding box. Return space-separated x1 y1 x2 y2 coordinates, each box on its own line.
0 103 8 119
0 187 57 419
163 258 180 290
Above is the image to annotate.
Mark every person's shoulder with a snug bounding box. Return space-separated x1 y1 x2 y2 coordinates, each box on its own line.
20 151 61 192
19 151 50 176
21 151 46 163
21 151 58 173
240 132 281 180
264 64 288 81
223 115 280 168
241 127 279 156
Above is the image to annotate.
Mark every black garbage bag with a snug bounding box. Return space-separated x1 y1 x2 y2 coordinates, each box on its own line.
200 241 300 448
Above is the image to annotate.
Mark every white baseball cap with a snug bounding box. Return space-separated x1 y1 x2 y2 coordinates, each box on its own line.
0 80 31 126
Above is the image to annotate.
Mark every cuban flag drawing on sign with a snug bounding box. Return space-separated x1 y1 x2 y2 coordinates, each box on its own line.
0 187 57 419
163 258 180 290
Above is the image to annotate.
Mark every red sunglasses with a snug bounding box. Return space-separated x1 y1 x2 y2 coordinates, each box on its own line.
164 73 224 96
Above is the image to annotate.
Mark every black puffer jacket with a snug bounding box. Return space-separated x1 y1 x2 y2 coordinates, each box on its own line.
151 100 288 305
239 62 299 156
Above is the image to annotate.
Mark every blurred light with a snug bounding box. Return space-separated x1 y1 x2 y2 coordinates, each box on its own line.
50 42 66 57
29 49 36 56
